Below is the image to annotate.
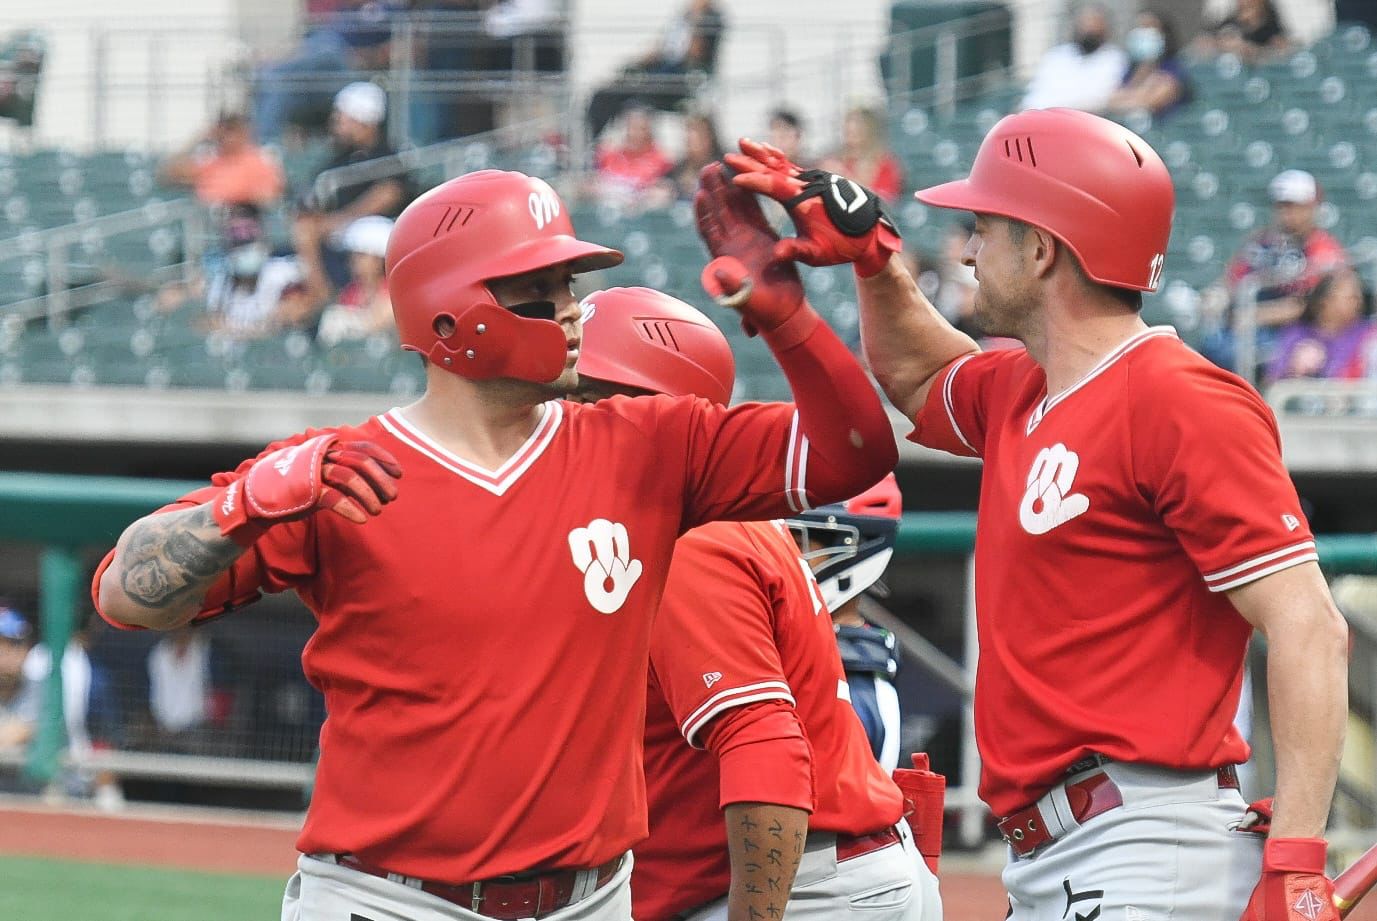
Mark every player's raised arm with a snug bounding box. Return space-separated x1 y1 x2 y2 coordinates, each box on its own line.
97 434 401 630
693 163 897 502
725 139 978 419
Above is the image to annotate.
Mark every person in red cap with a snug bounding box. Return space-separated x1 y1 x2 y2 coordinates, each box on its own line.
720 108 1348 921
572 287 940 921
90 168 897 921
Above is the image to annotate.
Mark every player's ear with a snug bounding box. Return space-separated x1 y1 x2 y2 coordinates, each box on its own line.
1029 227 1059 281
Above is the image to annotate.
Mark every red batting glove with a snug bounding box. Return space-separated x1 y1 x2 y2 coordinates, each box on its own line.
1241 797 1274 836
1240 838 1340 921
695 161 807 337
210 433 403 546
724 138 902 278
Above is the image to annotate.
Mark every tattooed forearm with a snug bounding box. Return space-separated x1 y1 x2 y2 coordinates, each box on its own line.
112 503 244 621
725 803 808 921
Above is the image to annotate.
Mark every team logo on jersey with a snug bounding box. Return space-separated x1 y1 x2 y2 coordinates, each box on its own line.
1292 889 1325 921
702 671 723 688
528 181 561 230
580 298 597 323
1019 443 1090 536
1282 513 1301 532
568 518 643 614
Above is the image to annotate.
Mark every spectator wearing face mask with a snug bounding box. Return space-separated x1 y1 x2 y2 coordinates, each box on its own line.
206 205 306 337
1107 10 1190 119
1021 3 1129 114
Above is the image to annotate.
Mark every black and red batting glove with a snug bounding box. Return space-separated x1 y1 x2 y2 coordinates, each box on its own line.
211 433 403 546
724 138 902 277
695 161 809 337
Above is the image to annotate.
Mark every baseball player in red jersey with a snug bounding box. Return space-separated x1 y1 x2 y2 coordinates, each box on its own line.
572 286 941 921
720 109 1350 921
90 168 897 921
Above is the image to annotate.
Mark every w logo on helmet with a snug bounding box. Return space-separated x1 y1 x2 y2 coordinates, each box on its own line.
528 182 562 230
1147 253 1165 291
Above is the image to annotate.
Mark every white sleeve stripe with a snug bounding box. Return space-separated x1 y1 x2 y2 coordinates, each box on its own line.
784 411 801 513
680 680 793 733
682 690 797 748
1207 552 1320 592
943 354 978 454
792 435 812 511
1203 541 1317 582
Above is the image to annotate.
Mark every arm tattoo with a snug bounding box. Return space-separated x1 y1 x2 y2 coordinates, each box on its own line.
119 504 243 610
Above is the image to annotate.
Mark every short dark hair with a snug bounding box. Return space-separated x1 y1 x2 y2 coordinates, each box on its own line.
769 108 803 132
1006 217 1143 311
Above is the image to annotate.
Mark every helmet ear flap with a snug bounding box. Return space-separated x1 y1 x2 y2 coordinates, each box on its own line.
422 301 568 383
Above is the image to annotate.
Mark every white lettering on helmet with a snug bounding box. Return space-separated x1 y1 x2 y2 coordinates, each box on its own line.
528 182 562 230
1147 253 1165 290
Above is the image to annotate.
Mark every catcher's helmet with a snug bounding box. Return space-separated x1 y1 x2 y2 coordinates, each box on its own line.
915 108 1174 292
786 473 902 611
386 170 623 383
577 287 736 405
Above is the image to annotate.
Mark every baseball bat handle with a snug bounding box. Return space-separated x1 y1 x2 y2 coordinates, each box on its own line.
1334 841 1377 918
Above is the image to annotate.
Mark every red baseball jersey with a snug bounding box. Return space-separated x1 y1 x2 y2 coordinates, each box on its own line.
911 327 1317 816
634 519 904 920
97 395 835 883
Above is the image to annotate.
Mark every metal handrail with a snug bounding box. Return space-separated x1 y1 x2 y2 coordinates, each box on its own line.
0 198 206 326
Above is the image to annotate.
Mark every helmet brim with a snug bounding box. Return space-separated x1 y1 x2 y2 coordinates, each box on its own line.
914 179 1018 221
486 235 624 281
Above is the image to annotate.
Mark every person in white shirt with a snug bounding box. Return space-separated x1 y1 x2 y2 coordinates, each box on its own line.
1021 4 1129 114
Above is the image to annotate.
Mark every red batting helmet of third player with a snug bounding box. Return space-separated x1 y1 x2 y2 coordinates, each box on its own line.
577 287 736 405
386 170 624 383
915 108 1175 292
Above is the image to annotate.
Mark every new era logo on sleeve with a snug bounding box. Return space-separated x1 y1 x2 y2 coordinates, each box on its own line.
702 671 723 688
568 519 643 614
1282 513 1301 532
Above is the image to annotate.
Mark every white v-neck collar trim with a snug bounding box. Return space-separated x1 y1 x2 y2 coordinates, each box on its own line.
1026 326 1178 434
378 401 563 496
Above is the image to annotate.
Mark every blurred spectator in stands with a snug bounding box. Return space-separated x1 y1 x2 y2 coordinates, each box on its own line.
0 606 33 753
931 217 981 338
1267 268 1374 383
768 108 807 165
145 628 233 755
592 105 674 209
1107 10 1191 120
0 29 45 130
317 216 396 345
21 611 123 808
655 112 723 203
253 1 398 143
585 0 726 140
1205 169 1348 372
158 113 286 209
206 205 306 337
1021 3 1129 114
295 81 413 292
1192 0 1290 63
820 106 905 204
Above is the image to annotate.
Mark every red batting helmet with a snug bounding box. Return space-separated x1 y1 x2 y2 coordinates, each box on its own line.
576 287 736 405
915 108 1174 292
386 170 623 382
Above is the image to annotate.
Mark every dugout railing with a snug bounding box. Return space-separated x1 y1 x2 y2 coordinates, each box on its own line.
1 471 1374 856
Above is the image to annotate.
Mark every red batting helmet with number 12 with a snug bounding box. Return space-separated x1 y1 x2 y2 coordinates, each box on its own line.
386 170 624 383
916 108 1174 293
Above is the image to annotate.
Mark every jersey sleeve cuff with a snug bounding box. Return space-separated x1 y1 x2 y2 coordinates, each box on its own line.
681 680 795 748
1202 540 1319 592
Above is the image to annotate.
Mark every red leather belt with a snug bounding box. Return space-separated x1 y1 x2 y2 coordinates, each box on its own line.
333 854 623 920
836 824 902 862
998 764 1239 857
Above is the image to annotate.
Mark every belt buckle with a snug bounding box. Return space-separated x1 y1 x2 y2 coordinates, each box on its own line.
470 880 484 914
